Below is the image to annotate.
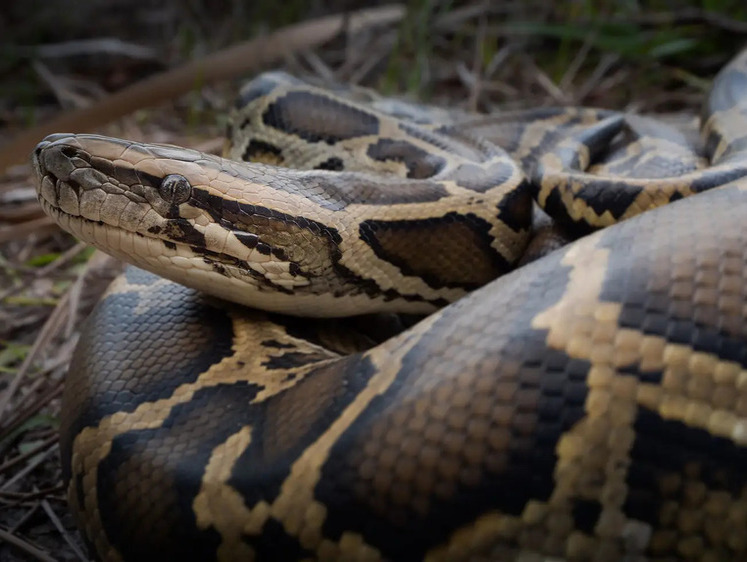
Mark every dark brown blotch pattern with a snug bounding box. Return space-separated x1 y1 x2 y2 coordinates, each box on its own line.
359 213 511 290
263 91 380 144
366 138 446 179
242 140 284 166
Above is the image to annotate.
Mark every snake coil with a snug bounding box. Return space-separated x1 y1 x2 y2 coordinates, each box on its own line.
32 50 747 562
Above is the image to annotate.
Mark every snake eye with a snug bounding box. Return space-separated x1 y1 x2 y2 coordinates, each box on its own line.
159 174 191 205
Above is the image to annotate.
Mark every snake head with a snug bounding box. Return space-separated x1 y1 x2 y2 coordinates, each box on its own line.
31 133 215 223
29 133 352 314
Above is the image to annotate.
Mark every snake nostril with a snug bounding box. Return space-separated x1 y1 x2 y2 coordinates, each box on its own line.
60 146 78 159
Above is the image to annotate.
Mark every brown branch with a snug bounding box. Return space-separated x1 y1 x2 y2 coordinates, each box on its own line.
0 5 405 173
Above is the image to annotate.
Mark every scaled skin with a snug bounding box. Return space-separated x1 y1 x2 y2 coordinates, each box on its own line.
31 48 747 562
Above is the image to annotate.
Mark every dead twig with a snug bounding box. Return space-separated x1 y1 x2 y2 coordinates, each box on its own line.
521 55 569 104
8 502 42 533
41 497 88 561
31 61 98 110
0 485 65 503
559 30 598 95
0 445 58 492
0 526 57 562
575 52 621 104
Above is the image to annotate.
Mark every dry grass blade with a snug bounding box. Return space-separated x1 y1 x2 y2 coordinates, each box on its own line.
0 374 64 448
521 55 569 104
20 38 158 61
0 287 72 421
466 11 487 111
558 31 597 94
620 8 747 32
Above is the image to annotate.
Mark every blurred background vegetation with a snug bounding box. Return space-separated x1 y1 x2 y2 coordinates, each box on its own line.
2 0 747 135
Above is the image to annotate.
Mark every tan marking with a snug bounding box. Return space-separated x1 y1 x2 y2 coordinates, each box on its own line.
425 225 747 560
534 237 747 444
536 148 709 227
175 318 441 559
69 313 338 559
265 329 429 557
193 426 256 561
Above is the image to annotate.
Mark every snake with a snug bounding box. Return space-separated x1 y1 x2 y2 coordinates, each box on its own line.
30 49 747 562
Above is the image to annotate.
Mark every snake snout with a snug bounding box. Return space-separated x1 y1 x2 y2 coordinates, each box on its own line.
32 134 89 183
32 135 107 217
30 142 47 185
31 135 72 182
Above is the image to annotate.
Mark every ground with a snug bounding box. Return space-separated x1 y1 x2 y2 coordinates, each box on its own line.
0 1 746 560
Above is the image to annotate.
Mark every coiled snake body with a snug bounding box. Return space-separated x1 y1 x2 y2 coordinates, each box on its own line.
32 50 747 561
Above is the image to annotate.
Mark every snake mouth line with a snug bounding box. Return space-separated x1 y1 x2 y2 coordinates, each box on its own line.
33 147 315 298
39 184 336 310
37 173 97 225
37 185 281 291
